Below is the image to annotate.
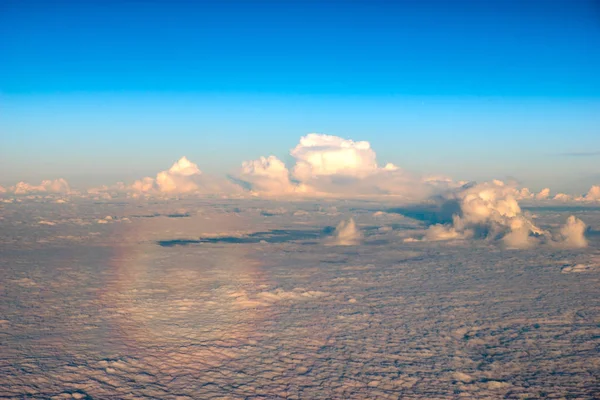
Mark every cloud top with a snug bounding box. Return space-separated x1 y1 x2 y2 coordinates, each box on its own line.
165 156 202 177
291 133 379 180
127 156 244 197
132 156 202 194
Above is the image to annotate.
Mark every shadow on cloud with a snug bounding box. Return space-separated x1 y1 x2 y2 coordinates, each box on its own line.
157 228 330 247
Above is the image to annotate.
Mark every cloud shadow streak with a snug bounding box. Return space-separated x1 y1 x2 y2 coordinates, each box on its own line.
157 228 334 247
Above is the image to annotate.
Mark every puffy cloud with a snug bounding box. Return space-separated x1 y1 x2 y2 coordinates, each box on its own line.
424 224 462 241
130 156 243 197
553 193 572 202
132 156 201 194
585 185 600 200
155 158 201 194
513 187 533 200
130 177 155 193
536 188 551 200
327 218 362 246
0 185 6 194
424 181 542 248
9 178 70 195
496 186 550 202
237 133 459 199
495 184 552 202
166 156 201 177
239 156 299 195
85 182 128 200
555 215 587 248
291 133 378 180
574 185 600 202
420 180 587 249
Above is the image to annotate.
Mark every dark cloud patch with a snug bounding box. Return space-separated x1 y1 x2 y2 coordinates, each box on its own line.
157 228 330 247
132 212 191 218
386 200 461 226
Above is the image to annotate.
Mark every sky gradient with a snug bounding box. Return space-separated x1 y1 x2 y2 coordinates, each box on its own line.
1 0 599 192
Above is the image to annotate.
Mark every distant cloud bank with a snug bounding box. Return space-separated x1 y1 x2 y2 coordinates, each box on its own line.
2 133 599 206
2 132 596 249
0 179 71 195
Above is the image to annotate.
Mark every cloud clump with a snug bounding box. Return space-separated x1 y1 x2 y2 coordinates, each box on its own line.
238 133 457 199
507 186 552 201
240 156 300 194
128 157 243 196
326 218 363 246
132 157 202 194
419 180 587 249
575 185 600 202
291 134 380 180
557 215 588 248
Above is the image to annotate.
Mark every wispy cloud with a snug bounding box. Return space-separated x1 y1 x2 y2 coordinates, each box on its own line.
557 151 600 157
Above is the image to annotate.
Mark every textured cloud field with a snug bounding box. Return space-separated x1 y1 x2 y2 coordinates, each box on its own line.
1 194 599 399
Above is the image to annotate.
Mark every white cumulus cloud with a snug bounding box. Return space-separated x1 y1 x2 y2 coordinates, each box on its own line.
132 156 202 194
237 133 458 199
501 186 550 202
130 156 242 197
130 177 155 193
420 180 587 249
536 188 551 200
155 156 202 193
555 215 588 248
575 185 600 202
327 218 363 246
239 156 299 195
553 193 572 202
291 133 378 180
8 178 71 195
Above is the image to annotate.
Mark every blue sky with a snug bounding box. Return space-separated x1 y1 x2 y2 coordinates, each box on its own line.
1 0 599 192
